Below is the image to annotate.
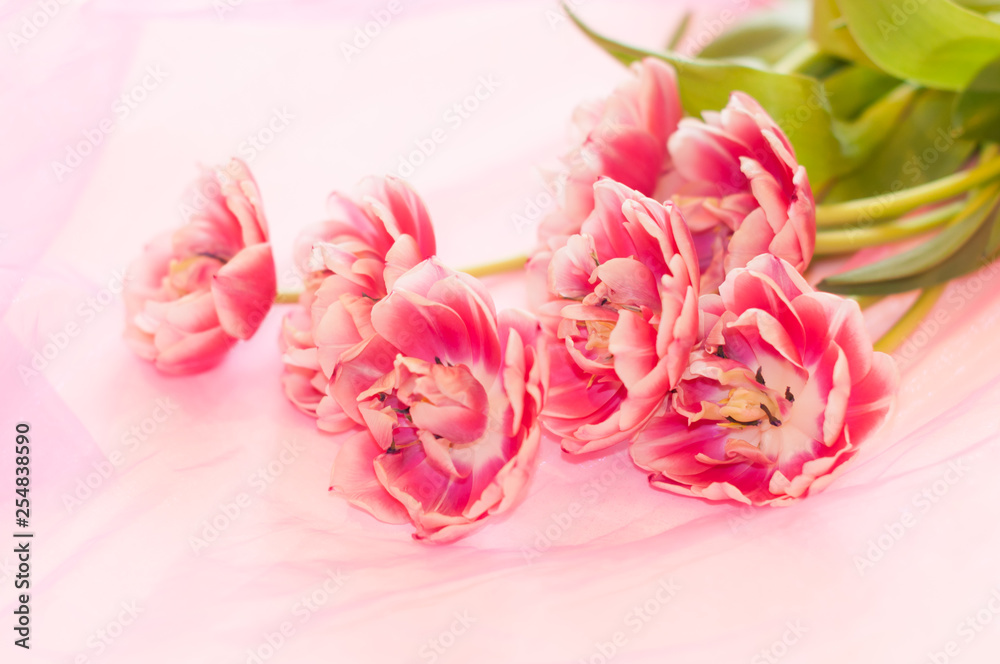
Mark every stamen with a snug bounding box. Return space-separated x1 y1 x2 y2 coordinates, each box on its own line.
760 404 782 427
785 387 795 403
391 407 413 423
714 346 727 359
195 252 229 263
755 367 765 385
725 416 761 426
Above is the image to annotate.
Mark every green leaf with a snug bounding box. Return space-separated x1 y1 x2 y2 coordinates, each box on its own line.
822 64 902 120
834 0 1000 91
955 0 1000 12
665 11 693 52
819 184 1000 294
697 2 809 65
823 88 974 202
953 57 1000 140
563 6 850 189
811 0 878 68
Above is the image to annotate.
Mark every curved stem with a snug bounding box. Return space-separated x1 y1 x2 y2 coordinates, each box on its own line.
460 254 529 278
873 284 947 354
815 155 1000 228
814 201 962 255
274 291 301 304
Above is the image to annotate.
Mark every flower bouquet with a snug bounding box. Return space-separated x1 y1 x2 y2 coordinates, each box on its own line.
124 0 1000 542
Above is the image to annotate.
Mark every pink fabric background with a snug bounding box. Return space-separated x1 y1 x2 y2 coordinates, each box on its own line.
3 1 1000 662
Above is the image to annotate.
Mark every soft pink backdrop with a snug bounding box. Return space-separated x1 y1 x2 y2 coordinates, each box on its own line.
3 1 1000 662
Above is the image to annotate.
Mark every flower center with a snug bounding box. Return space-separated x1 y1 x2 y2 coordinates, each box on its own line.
167 253 227 295
704 366 794 433
569 290 647 365
583 319 616 353
359 357 491 455
377 391 421 454
718 386 783 428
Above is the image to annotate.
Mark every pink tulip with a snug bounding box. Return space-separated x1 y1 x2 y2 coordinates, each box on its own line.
530 58 814 295
630 255 899 505
124 159 276 374
537 57 682 246
328 259 545 542
279 176 436 429
539 180 700 454
668 92 815 290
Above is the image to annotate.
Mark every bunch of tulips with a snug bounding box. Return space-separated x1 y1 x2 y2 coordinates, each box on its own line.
124 0 1000 541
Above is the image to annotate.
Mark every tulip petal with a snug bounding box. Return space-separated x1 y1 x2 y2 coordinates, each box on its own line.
212 243 276 340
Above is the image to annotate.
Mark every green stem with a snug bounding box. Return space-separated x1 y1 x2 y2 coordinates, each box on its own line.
873 284 947 354
815 154 1000 228
274 255 530 303
814 201 962 255
461 254 529 278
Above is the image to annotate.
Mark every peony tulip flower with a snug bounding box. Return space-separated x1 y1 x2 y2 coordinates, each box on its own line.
668 92 815 291
539 180 700 454
531 58 814 295
124 159 276 374
537 57 682 246
279 176 436 429
328 259 545 542
630 254 898 505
